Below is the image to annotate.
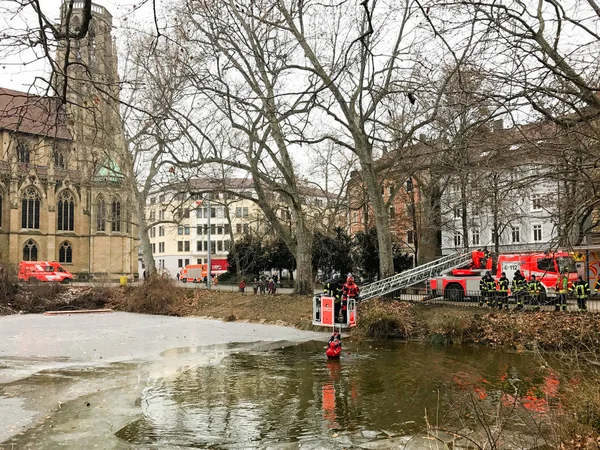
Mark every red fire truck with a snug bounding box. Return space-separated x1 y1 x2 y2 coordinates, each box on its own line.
18 261 73 284
429 250 578 301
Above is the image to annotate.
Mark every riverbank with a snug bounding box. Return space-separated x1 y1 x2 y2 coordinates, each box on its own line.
5 280 600 352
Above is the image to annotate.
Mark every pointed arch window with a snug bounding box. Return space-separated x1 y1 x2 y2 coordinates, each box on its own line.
96 195 106 232
59 241 73 264
17 142 30 163
58 190 75 231
54 150 65 169
111 198 121 232
21 187 40 229
23 239 38 261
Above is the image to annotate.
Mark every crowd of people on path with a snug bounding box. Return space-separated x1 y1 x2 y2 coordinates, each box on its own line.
238 275 279 295
477 270 592 311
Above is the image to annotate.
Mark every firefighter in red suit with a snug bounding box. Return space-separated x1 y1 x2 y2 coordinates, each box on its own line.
341 276 360 324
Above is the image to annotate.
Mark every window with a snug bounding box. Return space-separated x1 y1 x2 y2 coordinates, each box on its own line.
185 258 190 266
159 226 164 237
54 150 65 169
178 226 184 235
203 241 208 251
150 197 156 205
472 229 480 246
210 224 216 235
197 259 202 265
236 207 242 217
210 241 216 254
211 207 216 218
21 187 40 229
184 241 190 251
236 224 242 233
159 210 165 220
57 190 74 232
111 199 121 232
151 243 156 253
243 207 249 217
224 224 230 234
184 226 190 235
224 240 230 251
197 226 203 235
178 259 183 268
511 226 520 243
217 225 223 235
23 239 38 261
96 195 106 232
406 179 413 192
389 206 396 219
178 241 183 252
196 209 202 219
217 241 223 251
217 207 224 218
17 142 30 163
149 210 156 221
315 199 324 207
197 241 202 251
150 227 156 238
159 242 165 253
243 224 249 234
407 230 414 244
453 205 462 219
454 232 462 247
532 194 542 211
533 225 543 242
537 258 555 272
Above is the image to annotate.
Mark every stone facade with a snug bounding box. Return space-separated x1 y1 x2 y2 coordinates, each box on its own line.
0 2 137 278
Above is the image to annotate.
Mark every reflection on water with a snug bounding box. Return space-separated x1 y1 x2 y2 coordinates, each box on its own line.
116 341 555 448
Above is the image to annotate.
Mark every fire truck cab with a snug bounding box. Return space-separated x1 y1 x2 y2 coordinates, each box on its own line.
429 250 578 301
18 261 73 284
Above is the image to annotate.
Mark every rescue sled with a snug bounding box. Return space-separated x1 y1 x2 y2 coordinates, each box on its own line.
326 341 342 359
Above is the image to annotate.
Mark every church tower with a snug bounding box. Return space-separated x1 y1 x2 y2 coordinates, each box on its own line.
54 1 125 173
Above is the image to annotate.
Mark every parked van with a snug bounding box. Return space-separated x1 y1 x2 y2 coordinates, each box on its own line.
179 264 208 283
18 261 73 284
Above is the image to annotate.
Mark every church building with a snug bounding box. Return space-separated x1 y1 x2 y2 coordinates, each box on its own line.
0 2 137 279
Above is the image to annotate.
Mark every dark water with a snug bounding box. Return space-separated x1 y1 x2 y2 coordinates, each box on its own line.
116 340 557 449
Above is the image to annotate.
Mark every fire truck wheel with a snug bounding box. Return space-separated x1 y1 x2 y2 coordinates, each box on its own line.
444 283 465 302
61 278 71 285
181 278 187 283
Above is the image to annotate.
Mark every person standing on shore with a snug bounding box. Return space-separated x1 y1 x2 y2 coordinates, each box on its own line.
239 279 246 294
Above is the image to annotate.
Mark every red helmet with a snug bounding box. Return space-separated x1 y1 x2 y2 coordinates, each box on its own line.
347 276 354 283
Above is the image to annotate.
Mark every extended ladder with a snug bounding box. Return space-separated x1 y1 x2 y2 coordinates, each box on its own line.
359 251 474 301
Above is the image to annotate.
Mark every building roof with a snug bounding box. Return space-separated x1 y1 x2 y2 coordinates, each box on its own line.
0 88 72 140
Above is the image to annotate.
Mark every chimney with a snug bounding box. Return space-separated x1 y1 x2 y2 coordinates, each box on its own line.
493 119 504 131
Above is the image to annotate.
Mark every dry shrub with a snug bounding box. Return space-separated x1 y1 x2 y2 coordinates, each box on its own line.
0 261 19 314
110 275 188 316
356 300 416 339
9 283 67 313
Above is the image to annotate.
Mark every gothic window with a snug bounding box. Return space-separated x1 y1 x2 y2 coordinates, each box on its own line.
21 187 40 229
54 150 65 169
59 241 73 264
17 142 30 163
88 24 96 65
96 195 106 232
23 239 38 261
57 190 75 231
112 198 121 232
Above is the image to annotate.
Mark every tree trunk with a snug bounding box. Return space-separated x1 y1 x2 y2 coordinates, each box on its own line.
135 195 156 277
293 228 313 294
358 153 395 278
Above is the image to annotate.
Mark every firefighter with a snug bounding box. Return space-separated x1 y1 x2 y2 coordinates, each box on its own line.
555 271 568 312
512 270 527 311
498 272 509 310
324 277 344 322
479 272 488 307
528 275 543 311
570 276 589 311
341 276 360 324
